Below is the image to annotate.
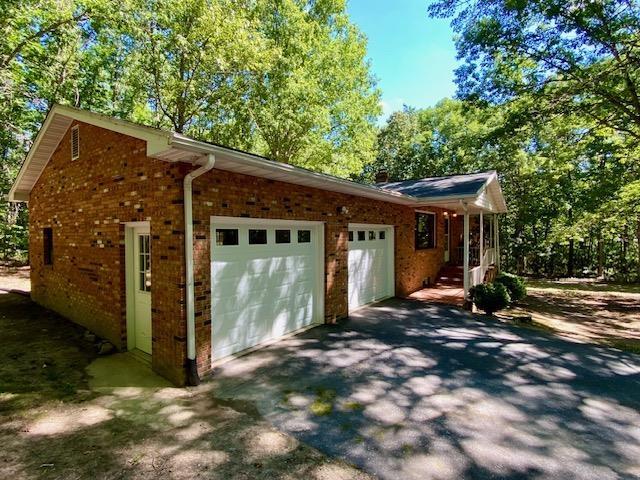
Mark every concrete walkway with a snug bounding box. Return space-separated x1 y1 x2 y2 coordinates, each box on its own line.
209 298 640 480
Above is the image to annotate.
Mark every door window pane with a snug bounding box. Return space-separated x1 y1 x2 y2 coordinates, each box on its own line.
298 230 311 243
138 234 151 292
249 229 267 245
369 231 375 240
348 231 354 242
379 231 386 240
357 231 365 241
275 229 291 244
216 229 238 246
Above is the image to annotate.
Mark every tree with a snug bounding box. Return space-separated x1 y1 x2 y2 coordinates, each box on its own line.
428 0 640 139
0 0 381 260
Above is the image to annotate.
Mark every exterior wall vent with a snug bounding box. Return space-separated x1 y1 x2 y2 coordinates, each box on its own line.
71 125 80 160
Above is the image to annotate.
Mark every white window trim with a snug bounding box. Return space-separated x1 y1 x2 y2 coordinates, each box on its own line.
71 125 80 161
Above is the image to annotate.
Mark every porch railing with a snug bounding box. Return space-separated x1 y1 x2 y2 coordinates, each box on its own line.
456 246 480 266
468 247 497 290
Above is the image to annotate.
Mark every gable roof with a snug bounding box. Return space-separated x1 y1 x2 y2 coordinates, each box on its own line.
381 172 494 198
379 171 507 213
8 104 507 213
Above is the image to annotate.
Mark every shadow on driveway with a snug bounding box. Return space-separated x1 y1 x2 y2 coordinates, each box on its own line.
209 298 640 480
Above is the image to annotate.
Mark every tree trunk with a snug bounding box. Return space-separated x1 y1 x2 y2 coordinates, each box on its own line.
636 216 640 279
567 239 575 277
597 230 604 278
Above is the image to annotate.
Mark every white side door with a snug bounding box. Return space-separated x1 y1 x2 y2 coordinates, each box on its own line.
132 226 152 354
211 218 324 361
348 224 394 310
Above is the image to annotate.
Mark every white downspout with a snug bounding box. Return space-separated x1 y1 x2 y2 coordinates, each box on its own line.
184 153 215 386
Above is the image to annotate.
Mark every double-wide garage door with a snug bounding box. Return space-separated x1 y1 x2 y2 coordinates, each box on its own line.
211 217 324 360
348 224 394 310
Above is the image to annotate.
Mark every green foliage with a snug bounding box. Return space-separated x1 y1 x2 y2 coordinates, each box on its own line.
428 0 640 139
494 272 527 302
470 282 511 315
0 0 380 260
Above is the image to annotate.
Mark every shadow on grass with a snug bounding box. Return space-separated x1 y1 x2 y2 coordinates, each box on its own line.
0 292 369 480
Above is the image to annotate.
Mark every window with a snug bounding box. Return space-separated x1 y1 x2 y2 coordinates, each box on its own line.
138 234 151 292
71 125 79 160
357 231 365 241
379 231 386 240
275 229 291 244
416 212 436 249
348 231 354 242
249 229 267 245
43 228 53 265
216 228 238 246
298 229 311 243
368 231 375 240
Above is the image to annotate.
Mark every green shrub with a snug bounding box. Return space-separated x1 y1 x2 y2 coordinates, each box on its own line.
494 272 527 302
470 282 511 315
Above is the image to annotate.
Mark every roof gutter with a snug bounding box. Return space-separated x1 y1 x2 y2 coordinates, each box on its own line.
170 133 419 206
184 153 215 386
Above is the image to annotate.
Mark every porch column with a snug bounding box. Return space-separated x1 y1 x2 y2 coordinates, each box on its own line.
495 214 501 271
479 211 484 269
490 214 494 253
463 205 470 299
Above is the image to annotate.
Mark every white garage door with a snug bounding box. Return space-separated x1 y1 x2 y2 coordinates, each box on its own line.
348 224 394 310
210 217 324 361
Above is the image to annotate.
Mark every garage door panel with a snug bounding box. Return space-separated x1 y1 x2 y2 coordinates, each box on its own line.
211 274 314 304
211 219 322 361
213 286 314 315
348 225 393 310
213 256 314 278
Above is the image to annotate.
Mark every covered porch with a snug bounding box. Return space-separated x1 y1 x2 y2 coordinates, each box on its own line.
379 170 507 306
411 210 502 306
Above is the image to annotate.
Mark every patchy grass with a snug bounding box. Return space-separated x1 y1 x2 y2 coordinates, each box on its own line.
504 278 640 353
310 387 337 416
0 289 371 480
343 401 364 412
525 278 640 294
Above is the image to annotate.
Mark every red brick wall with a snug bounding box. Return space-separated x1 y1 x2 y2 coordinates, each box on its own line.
29 121 189 385
190 170 449 374
29 122 450 384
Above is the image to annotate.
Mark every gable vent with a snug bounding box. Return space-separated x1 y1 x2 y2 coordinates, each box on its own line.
71 125 79 160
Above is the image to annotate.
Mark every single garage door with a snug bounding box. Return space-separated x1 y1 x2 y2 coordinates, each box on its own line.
210 217 324 361
348 223 395 310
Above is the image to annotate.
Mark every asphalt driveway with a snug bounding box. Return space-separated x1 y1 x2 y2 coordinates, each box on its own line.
209 298 640 480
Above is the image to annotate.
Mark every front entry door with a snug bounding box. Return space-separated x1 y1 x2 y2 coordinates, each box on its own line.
132 226 152 354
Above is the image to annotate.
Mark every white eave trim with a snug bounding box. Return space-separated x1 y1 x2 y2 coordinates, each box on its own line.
8 104 172 202
8 105 508 213
169 133 420 206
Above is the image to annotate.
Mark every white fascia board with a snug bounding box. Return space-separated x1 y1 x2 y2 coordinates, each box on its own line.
170 133 419 205
9 104 173 202
53 105 173 156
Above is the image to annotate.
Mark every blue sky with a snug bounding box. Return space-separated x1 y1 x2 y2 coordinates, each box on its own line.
346 0 459 121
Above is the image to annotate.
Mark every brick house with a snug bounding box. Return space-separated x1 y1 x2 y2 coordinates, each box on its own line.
8 105 507 385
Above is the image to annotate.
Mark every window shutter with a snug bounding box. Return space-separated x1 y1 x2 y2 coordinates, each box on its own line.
71 126 79 160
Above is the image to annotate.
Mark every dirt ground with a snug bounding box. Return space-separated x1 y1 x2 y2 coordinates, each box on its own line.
0 269 370 480
507 278 640 352
0 264 30 293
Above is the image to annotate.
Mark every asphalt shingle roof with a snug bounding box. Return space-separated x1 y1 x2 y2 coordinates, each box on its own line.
379 171 495 199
